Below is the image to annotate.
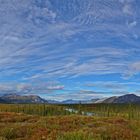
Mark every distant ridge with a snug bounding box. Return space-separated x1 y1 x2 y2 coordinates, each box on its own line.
0 94 47 104
94 96 117 103
61 99 99 104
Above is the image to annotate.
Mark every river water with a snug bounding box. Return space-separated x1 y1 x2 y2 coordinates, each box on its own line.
65 108 95 116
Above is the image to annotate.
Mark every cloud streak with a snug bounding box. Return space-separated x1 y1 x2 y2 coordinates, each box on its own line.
0 0 140 98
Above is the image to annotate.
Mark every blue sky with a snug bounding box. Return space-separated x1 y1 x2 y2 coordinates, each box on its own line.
0 0 140 100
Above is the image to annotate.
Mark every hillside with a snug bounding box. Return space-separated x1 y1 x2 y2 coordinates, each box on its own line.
98 94 140 104
0 94 47 104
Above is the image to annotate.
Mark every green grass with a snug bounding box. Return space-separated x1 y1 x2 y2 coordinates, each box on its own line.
57 131 94 140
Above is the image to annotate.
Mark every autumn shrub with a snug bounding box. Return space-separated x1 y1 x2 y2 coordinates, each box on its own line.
57 131 94 140
1 128 17 140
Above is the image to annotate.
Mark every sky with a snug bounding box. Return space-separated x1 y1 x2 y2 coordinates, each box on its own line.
0 0 140 101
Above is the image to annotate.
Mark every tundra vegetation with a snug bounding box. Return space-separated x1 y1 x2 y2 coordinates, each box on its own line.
0 104 139 140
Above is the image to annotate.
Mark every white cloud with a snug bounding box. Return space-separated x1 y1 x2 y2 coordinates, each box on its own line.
123 4 133 15
127 21 137 27
0 81 64 95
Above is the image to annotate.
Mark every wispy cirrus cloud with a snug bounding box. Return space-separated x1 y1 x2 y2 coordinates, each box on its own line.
0 81 64 95
0 0 140 98
85 82 126 90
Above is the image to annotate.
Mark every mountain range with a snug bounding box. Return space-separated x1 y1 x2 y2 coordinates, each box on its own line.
0 94 140 104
